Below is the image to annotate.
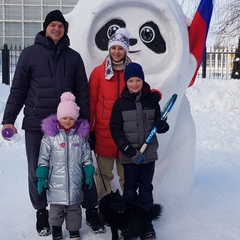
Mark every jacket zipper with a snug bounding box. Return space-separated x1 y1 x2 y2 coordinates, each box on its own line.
118 71 121 97
66 134 70 205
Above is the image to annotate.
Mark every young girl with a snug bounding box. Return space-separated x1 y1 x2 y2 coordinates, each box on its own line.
109 62 169 239
36 92 95 240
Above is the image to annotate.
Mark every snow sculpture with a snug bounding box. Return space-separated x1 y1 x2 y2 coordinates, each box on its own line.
65 0 213 200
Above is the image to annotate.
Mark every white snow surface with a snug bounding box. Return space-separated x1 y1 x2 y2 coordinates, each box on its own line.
1 78 240 240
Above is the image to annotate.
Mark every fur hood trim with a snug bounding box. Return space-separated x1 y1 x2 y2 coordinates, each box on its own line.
41 114 89 138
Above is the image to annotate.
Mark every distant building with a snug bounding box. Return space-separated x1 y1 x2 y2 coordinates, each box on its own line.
0 0 78 47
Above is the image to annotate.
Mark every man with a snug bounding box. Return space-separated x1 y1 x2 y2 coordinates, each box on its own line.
1 10 104 236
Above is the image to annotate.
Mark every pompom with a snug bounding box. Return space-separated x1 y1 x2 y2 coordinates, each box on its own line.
116 28 130 39
60 92 75 102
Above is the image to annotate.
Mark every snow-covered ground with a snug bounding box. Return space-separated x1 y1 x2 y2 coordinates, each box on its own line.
1 78 240 240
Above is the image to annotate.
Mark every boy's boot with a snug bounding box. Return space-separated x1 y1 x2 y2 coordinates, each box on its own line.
85 207 105 233
145 222 156 239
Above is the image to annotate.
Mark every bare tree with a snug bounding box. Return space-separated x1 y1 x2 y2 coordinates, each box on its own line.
177 0 199 17
212 0 240 47
177 0 239 47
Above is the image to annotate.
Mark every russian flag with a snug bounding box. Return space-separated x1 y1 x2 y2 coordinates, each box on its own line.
188 0 213 86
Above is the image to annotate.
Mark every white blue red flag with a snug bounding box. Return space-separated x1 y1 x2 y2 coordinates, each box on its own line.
188 0 213 86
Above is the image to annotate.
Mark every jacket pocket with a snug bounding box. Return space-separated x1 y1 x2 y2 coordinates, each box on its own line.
101 97 105 116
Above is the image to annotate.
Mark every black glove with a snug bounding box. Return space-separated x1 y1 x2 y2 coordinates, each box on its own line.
155 118 169 134
120 143 136 158
88 131 96 151
150 91 161 104
120 144 146 164
130 150 146 164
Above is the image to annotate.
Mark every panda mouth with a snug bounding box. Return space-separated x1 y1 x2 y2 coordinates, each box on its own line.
129 50 141 53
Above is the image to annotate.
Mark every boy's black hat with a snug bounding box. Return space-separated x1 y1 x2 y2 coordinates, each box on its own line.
124 62 145 82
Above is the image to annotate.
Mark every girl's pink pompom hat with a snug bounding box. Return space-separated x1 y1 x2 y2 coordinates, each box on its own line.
57 92 80 121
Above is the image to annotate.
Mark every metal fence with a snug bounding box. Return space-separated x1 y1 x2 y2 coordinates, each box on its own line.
0 44 238 84
1 44 22 84
198 47 237 79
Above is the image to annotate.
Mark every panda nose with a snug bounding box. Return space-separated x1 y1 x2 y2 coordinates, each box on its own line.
130 38 137 46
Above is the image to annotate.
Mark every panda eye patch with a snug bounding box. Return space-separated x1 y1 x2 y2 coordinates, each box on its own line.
139 21 166 54
95 19 126 51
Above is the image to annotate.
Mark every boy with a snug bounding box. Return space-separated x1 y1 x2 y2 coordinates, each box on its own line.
110 62 169 239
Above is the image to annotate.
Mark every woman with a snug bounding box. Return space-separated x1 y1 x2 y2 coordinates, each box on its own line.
89 28 131 200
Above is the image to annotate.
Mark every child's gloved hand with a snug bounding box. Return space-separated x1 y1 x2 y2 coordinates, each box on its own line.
36 166 49 194
130 150 146 164
83 165 95 189
155 118 169 133
37 178 48 194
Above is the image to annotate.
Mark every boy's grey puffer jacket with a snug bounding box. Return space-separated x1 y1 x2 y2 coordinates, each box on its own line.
38 114 92 205
110 82 161 164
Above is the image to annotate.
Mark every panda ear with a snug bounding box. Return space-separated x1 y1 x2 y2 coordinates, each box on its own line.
185 16 192 27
